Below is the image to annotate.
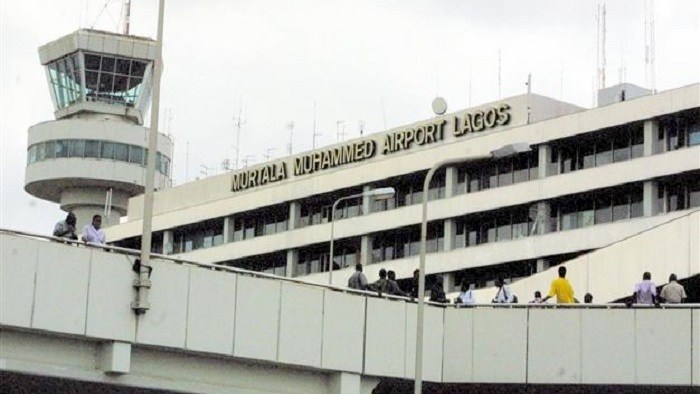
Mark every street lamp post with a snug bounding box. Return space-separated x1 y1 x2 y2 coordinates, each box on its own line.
413 142 531 394
328 187 395 285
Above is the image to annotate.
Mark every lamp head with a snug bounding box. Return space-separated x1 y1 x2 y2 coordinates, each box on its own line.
366 187 395 200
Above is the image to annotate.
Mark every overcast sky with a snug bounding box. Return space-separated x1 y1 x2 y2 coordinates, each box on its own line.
1 0 698 234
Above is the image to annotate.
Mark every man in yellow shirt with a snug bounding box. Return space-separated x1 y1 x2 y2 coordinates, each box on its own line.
541 266 579 304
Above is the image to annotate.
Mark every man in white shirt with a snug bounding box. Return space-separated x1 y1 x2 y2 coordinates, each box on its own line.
82 215 106 245
492 277 514 303
633 272 657 305
659 274 687 303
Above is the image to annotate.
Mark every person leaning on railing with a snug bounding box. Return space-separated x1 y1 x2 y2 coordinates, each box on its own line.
53 212 78 241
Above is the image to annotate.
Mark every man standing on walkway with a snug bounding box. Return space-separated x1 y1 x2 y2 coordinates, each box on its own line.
387 270 406 296
347 263 368 290
53 212 78 240
633 272 658 305
82 214 106 245
541 266 578 304
659 274 687 303
492 276 514 303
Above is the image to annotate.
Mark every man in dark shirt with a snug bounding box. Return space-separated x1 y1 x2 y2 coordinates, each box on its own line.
387 270 407 296
347 263 368 290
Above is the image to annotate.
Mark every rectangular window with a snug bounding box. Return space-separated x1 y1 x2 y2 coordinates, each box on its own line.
69 140 85 157
85 140 100 158
496 215 512 241
129 146 144 164
613 132 631 163
498 160 513 187
630 192 644 218
580 144 595 169
688 183 700 208
513 155 529 184
43 141 56 159
114 143 128 162
28 145 37 164
560 146 575 173
548 145 560 176
100 141 115 159
688 124 700 146
631 127 644 158
468 168 481 193
595 140 612 166
612 194 630 221
594 195 612 224
55 140 69 158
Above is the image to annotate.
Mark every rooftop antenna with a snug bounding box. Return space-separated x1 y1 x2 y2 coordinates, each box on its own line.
123 0 132 35
359 120 365 137
242 155 255 168
596 3 607 92
312 101 322 149
221 158 231 171
525 73 532 124
618 48 627 84
233 106 246 169
335 120 346 143
645 0 657 92
286 121 295 155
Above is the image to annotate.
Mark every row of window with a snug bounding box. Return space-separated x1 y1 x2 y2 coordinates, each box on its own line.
27 139 171 176
233 207 289 241
172 219 224 254
659 113 700 152
371 222 444 263
83 53 148 107
456 152 539 195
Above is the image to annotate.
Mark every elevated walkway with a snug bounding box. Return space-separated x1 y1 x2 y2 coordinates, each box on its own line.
1 215 698 393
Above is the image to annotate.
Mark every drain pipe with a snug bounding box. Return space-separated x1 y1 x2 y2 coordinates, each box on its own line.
132 0 166 315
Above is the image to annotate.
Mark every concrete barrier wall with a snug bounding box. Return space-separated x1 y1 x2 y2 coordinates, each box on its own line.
1 232 697 386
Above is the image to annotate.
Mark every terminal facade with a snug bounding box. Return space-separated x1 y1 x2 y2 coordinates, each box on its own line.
106 83 700 297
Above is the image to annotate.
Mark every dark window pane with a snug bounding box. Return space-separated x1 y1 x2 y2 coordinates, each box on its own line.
114 143 128 161
85 140 99 158
595 195 612 224
630 192 644 218
116 58 131 75
100 141 115 159
612 194 629 221
578 199 595 228
129 146 144 164
595 140 612 166
43 141 55 159
613 132 630 162
84 54 101 70
98 73 114 93
513 155 529 183
28 145 37 164
631 127 644 158
69 140 85 157
131 60 147 77
581 144 595 169
560 146 575 173
688 183 700 208
496 216 512 241
100 56 115 73
498 160 513 186
55 140 69 158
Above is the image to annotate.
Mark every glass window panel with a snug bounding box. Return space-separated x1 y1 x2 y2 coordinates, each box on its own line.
595 140 612 166
114 143 128 162
688 183 700 208
689 124 700 146
264 222 276 235
631 127 645 158
84 140 99 158
84 54 101 70
612 194 630 221
594 195 613 224
467 226 478 246
498 160 513 186
560 147 575 173
98 73 114 93
129 146 144 164
43 141 55 159
468 169 481 192
130 60 147 77
613 132 631 162
69 140 85 157
100 56 115 73
497 218 512 241
580 144 595 169
28 145 37 164
100 141 115 159
55 140 69 158
630 192 644 218
513 155 529 183
116 58 131 75
276 220 288 232
36 143 47 161
85 71 99 97
529 153 539 180
487 165 497 188
548 146 560 176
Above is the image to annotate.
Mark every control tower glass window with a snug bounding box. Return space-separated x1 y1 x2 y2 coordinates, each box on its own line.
84 53 148 107
46 53 82 109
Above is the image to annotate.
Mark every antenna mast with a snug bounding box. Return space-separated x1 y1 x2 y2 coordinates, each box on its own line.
335 120 346 143
312 101 322 149
123 0 132 35
233 107 245 170
286 121 295 155
596 3 607 91
645 0 657 92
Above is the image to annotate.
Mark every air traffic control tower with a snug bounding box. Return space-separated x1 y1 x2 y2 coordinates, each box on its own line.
24 29 173 227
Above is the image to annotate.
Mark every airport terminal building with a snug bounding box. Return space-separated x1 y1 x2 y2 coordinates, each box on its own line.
106 83 700 297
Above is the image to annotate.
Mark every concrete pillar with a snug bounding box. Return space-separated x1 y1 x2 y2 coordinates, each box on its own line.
286 249 299 278
536 258 549 273
536 201 552 235
644 119 661 156
362 185 372 215
162 230 174 255
329 372 361 394
445 165 458 197
443 218 456 251
223 216 235 243
643 180 661 217
288 201 301 230
97 341 131 375
443 272 455 293
360 235 373 265
538 144 552 179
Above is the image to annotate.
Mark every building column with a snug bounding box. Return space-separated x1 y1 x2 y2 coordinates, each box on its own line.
162 230 173 255
443 272 455 293
536 258 549 273
288 201 301 230
538 144 552 178
329 372 360 394
536 201 552 235
643 119 661 156
285 249 298 278
223 216 235 243
360 235 373 266
362 185 372 215
643 180 661 217
445 165 458 197
443 218 456 251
